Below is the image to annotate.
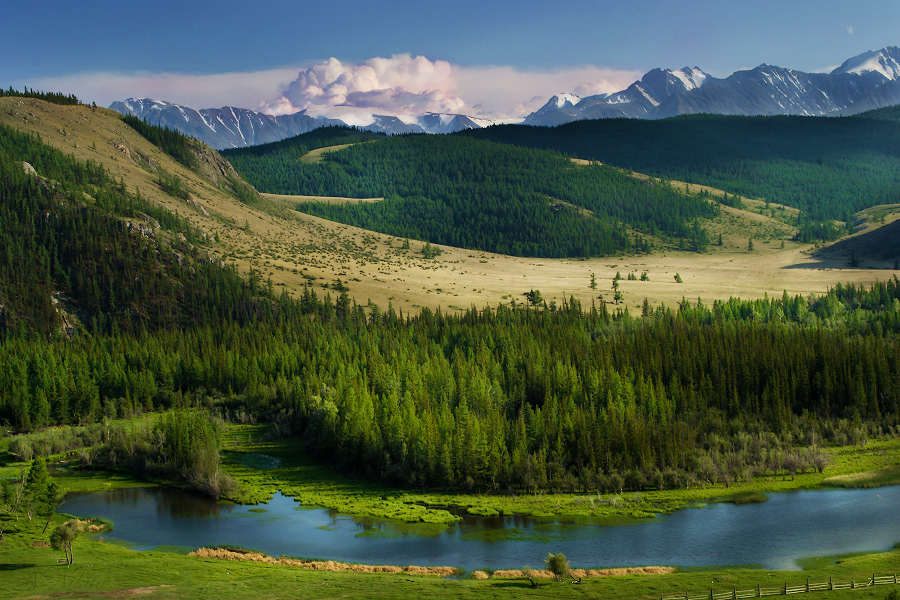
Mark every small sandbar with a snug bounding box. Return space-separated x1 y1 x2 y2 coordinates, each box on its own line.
190 547 457 576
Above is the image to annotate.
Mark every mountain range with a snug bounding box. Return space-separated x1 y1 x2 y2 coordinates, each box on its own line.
111 46 900 149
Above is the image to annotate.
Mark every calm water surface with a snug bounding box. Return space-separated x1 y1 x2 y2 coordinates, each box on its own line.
60 485 900 570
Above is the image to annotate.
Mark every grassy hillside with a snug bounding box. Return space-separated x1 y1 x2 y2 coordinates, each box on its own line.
462 113 900 230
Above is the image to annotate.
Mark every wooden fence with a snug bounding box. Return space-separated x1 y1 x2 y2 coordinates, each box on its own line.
661 573 899 600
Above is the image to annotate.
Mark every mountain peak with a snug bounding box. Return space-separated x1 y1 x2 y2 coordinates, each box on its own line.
669 67 708 91
832 47 900 80
546 93 581 109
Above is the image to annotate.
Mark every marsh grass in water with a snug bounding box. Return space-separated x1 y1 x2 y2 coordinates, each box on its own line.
722 491 768 504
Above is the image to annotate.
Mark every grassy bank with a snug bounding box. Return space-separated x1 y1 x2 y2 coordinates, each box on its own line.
1 511 899 600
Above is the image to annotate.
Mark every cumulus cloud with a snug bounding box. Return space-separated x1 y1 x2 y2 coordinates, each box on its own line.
261 54 465 116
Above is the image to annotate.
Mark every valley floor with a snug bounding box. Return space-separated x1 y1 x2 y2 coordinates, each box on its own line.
1 97 895 319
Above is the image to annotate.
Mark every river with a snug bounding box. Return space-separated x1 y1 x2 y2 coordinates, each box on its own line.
60 485 900 571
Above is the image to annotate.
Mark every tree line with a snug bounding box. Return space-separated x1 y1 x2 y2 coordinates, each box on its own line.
2 278 898 493
1 87 80 106
121 114 197 169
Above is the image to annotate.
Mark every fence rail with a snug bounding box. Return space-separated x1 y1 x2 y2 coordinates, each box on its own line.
661 573 899 600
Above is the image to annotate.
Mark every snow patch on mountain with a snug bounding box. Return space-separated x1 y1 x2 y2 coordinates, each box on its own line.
670 67 707 90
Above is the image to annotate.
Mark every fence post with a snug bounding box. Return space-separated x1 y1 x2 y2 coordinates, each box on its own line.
757 583 761 597
872 574 876 586
851 577 855 589
829 576 832 590
783 581 787 595
806 578 809 593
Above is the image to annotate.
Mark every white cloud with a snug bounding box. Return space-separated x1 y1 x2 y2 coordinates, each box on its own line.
261 54 465 116
846 25 854 35
26 56 643 121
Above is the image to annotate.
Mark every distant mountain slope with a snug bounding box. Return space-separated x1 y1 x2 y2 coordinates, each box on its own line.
110 98 497 149
109 98 345 149
817 218 900 265
525 47 900 125
463 112 900 226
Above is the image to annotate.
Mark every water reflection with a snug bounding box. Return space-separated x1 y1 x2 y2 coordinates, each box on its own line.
70 487 235 519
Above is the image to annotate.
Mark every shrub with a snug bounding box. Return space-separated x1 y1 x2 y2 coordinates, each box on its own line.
545 553 570 581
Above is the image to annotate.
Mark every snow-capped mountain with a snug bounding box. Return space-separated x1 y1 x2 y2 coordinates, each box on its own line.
110 99 499 149
111 47 900 149
109 98 348 149
525 46 900 125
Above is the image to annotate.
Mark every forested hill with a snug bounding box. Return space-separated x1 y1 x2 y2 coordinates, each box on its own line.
856 104 900 122
461 112 900 223
225 130 718 258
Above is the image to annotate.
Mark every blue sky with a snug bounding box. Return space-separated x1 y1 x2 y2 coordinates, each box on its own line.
4 0 898 118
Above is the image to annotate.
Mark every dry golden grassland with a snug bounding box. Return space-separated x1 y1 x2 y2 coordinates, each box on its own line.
1 97 894 316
